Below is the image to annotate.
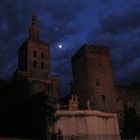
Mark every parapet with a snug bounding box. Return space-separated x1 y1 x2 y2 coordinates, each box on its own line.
84 44 110 56
56 110 117 118
71 44 110 64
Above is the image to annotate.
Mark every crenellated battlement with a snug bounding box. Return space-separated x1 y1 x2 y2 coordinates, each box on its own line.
72 44 110 65
84 44 110 56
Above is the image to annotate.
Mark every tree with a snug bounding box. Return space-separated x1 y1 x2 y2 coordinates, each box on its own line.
122 106 140 138
13 92 57 139
131 81 140 89
0 79 57 139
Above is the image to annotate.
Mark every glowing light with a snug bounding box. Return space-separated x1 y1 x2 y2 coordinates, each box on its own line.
58 44 62 49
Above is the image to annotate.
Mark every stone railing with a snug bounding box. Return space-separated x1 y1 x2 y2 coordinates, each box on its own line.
51 135 121 140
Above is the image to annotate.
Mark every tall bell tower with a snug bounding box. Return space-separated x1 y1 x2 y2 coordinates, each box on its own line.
15 14 59 102
18 14 51 80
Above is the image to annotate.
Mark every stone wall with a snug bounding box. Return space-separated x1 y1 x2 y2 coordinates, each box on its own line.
55 110 121 140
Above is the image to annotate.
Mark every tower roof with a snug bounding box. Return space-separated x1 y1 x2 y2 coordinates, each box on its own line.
71 44 110 64
29 13 40 40
32 13 36 25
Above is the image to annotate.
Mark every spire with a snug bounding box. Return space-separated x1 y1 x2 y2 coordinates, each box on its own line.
32 13 36 25
29 13 39 40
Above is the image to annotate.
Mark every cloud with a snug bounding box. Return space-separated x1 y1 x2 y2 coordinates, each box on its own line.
52 59 72 76
51 41 82 95
45 0 86 23
0 0 87 96
52 58 73 96
0 0 86 81
0 0 34 79
87 3 140 84
44 22 83 45
1 0 140 96
52 45 77 61
41 0 86 44
87 33 140 83
97 4 140 35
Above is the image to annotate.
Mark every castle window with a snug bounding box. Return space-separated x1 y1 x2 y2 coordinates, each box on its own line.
41 52 44 59
41 61 44 69
33 60 37 68
33 51 37 57
96 79 100 86
102 95 105 102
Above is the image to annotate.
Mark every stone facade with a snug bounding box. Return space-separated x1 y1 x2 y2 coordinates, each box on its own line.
15 14 59 102
55 110 121 140
71 44 123 113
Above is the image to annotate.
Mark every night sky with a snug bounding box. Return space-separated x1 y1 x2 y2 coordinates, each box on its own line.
0 0 140 95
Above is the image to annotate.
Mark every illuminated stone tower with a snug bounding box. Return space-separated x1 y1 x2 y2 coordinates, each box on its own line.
15 14 59 102
71 44 122 112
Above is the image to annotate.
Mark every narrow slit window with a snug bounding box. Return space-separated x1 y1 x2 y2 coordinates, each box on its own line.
96 79 100 86
33 60 37 68
41 61 44 69
33 51 37 57
41 52 44 59
102 95 105 102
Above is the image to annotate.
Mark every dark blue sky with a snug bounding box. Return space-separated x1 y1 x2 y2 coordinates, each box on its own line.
0 0 140 95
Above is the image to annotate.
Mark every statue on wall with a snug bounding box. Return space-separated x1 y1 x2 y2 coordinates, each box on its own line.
56 104 60 110
87 100 91 110
69 94 79 110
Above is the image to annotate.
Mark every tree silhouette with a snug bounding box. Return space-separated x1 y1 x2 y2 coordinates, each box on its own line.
131 81 140 89
0 79 57 139
122 106 140 138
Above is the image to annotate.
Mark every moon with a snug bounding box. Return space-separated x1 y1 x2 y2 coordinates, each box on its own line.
58 44 62 49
